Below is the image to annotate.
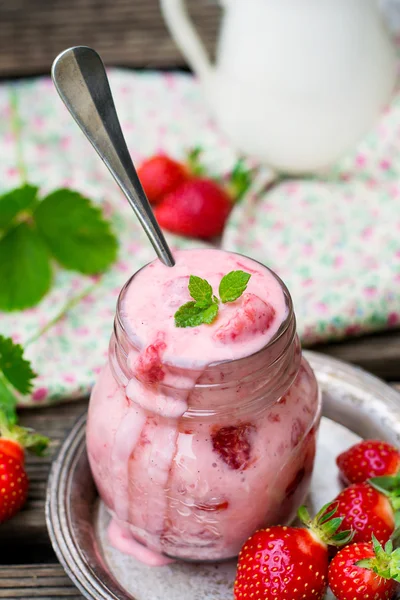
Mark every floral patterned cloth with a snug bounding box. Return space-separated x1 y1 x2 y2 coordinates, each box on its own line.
0 69 399 405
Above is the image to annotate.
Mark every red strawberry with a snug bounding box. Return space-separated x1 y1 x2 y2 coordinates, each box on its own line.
337 440 400 485
211 423 255 470
0 439 28 523
327 479 400 545
213 293 275 343
234 503 352 600
0 413 49 524
328 536 400 600
137 154 188 204
154 178 232 239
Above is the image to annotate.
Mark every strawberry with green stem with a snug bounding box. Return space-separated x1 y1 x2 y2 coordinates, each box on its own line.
337 440 400 485
153 148 255 239
328 474 400 546
328 535 400 600
0 335 49 523
234 503 353 600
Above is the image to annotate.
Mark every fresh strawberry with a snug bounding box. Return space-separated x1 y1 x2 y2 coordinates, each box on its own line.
213 293 275 344
211 423 255 470
328 536 400 600
327 477 400 545
0 439 28 523
137 154 188 205
154 178 232 239
0 411 48 524
337 440 400 485
234 503 352 600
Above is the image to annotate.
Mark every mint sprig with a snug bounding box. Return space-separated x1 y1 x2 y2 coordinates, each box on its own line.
0 185 118 311
174 270 251 328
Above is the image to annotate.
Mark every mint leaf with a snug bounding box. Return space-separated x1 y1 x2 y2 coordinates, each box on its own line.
174 300 218 328
34 189 118 274
219 270 251 303
202 302 219 324
0 336 36 395
0 223 52 311
0 185 38 230
188 275 213 308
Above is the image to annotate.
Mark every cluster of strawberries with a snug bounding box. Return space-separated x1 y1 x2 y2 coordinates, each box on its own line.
137 151 251 239
234 439 400 600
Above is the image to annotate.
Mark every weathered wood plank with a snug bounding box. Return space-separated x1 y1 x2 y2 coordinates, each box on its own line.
0 564 83 599
0 400 87 548
0 0 221 76
314 330 400 381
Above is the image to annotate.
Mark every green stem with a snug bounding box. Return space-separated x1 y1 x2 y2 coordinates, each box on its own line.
25 280 101 346
9 86 28 184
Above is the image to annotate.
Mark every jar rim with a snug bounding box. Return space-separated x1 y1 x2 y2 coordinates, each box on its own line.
115 250 295 372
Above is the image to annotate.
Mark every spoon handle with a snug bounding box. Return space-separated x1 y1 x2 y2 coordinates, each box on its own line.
52 46 175 267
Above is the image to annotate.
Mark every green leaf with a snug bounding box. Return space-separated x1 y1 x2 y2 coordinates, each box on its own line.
0 336 36 394
331 530 354 544
219 270 251 303
0 222 52 311
370 475 400 499
6 423 49 456
188 275 213 308
229 159 254 202
0 409 49 456
297 505 311 526
356 558 373 570
202 302 219 324
186 146 205 176
0 376 18 425
34 189 118 274
174 300 218 328
0 185 38 231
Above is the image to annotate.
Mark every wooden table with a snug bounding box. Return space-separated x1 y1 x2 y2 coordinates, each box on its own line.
0 332 399 599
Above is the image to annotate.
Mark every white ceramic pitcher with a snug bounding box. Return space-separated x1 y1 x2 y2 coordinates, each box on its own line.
160 0 398 173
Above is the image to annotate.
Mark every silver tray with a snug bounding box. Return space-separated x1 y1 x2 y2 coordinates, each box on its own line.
46 351 400 600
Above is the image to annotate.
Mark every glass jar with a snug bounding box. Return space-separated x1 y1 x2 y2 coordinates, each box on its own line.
87 261 320 564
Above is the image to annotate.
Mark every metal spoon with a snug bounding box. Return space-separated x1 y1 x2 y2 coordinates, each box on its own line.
51 46 175 267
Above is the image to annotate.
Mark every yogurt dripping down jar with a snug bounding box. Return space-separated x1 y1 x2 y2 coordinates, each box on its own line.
86 249 321 564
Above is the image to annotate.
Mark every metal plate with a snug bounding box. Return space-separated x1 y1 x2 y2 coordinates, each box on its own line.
46 351 400 600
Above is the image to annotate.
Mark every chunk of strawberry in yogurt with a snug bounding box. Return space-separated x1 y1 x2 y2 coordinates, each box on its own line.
133 336 167 384
214 293 276 344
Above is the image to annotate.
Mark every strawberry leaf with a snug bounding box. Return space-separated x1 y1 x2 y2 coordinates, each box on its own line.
0 222 52 311
5 422 48 456
0 336 36 395
369 475 400 504
219 270 251 303
186 146 205 176
34 189 118 274
0 376 18 426
0 185 38 230
228 159 254 202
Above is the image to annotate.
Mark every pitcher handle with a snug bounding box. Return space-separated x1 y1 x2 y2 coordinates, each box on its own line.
160 0 212 78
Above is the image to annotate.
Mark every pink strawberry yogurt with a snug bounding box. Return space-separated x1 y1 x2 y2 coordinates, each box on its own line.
87 249 320 564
